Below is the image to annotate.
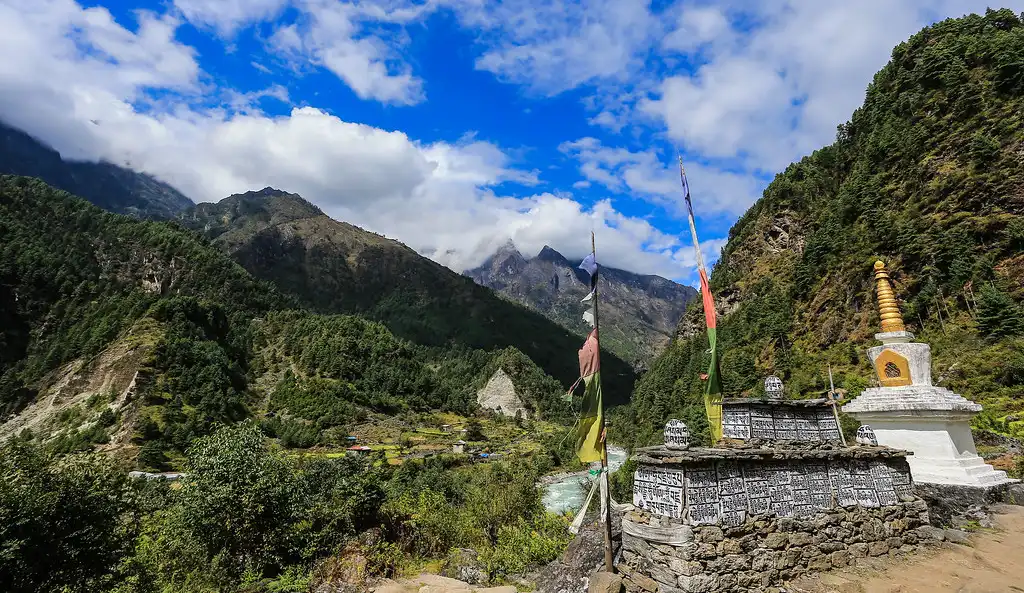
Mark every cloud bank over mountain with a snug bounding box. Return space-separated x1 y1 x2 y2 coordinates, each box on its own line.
2 0 1018 281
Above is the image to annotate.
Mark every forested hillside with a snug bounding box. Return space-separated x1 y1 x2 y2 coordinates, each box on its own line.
180 189 636 404
0 177 571 463
624 9 1024 446
0 178 581 592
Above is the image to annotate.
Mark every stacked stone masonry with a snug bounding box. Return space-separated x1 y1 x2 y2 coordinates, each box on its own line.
620 499 931 593
623 442 929 593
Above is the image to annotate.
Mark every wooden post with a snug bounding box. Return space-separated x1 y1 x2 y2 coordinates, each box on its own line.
934 294 946 334
592 231 614 573
827 363 847 447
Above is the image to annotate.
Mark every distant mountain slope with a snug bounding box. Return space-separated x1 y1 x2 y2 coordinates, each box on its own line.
466 242 696 367
179 189 637 404
625 9 1024 447
0 120 193 218
0 176 573 465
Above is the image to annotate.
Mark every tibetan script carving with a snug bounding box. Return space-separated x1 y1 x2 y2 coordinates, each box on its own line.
632 457 913 525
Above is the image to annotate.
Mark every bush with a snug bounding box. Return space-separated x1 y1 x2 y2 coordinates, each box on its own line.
0 442 139 593
482 514 571 578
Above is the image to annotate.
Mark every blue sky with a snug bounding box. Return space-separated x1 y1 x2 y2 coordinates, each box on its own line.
2 0 1019 283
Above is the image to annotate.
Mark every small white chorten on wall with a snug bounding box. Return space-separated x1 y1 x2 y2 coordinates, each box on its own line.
843 261 1015 487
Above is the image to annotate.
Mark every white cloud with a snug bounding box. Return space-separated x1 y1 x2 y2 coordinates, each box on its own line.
661 5 731 53
643 0 1024 171
454 0 661 95
268 0 426 105
0 0 698 280
174 0 289 36
559 137 762 217
9 0 1014 285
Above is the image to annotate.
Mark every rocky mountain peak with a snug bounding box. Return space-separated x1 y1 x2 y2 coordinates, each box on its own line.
466 240 697 366
536 245 571 266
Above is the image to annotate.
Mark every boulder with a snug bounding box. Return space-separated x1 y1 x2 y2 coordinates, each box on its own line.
587 572 622 593
442 549 486 586
943 529 971 546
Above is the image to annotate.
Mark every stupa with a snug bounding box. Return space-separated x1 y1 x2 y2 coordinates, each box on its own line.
842 261 1014 487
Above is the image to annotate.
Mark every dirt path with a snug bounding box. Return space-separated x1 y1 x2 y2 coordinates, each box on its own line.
788 505 1024 593
374 573 519 593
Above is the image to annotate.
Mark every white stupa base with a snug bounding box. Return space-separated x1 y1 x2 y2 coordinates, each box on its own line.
844 387 1016 487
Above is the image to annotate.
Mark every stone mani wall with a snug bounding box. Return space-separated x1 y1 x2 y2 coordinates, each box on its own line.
620 499 932 593
721 403 841 442
632 457 914 526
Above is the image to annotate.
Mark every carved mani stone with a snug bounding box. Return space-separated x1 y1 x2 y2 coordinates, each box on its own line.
664 419 690 450
764 375 784 399
856 425 878 446
874 349 911 387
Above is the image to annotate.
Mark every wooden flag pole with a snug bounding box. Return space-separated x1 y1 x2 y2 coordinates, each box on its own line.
592 231 614 573
828 363 847 446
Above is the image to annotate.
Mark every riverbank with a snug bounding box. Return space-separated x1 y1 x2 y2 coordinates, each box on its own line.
541 446 627 514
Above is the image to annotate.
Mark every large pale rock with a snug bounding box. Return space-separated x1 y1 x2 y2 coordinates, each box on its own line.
587 571 622 593
476 369 527 418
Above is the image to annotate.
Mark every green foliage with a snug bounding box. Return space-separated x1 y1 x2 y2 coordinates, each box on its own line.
0 442 139 593
131 423 392 592
976 283 1024 339
631 10 1024 440
2 416 569 593
1 177 575 460
480 513 570 577
465 417 486 441
173 423 300 581
609 458 638 504
382 456 567 581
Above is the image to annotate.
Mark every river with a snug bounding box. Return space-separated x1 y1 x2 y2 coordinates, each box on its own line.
541 446 627 514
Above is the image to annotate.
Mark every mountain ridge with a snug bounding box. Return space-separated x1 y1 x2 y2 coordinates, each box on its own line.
178 191 638 404
0 120 193 219
466 241 697 367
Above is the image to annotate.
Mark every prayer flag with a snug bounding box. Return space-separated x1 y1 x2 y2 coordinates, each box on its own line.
576 328 603 463
679 156 723 442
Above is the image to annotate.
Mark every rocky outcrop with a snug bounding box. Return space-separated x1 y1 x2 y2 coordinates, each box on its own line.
477 369 527 418
466 242 696 367
533 515 622 593
914 481 1024 528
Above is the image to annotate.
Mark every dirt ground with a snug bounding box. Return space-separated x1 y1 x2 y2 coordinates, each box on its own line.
374 573 518 593
788 504 1024 593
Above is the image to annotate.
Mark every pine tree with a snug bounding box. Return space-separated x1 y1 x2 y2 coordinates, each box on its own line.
976 284 1024 338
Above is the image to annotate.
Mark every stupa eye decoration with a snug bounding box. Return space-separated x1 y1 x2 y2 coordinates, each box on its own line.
764 375 784 399
875 349 911 387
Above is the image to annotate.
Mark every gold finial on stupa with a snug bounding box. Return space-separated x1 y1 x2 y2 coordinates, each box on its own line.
873 260 906 333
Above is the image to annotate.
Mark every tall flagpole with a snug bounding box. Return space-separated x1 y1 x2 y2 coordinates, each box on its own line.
828 363 847 446
592 231 614 573
678 153 724 444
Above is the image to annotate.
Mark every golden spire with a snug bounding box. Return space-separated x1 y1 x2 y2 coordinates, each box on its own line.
873 260 906 333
